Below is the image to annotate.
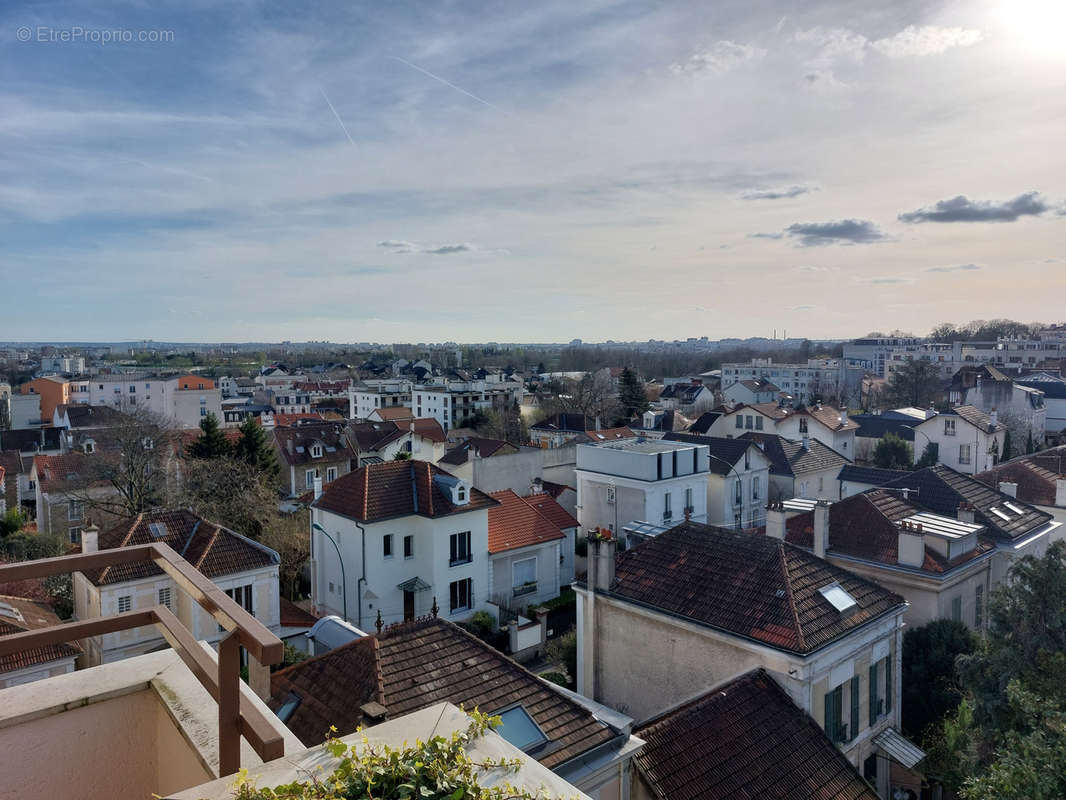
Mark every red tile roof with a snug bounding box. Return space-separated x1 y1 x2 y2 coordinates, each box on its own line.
407 417 447 443
797 403 860 432
370 407 415 421
0 595 81 674
86 509 278 586
523 493 579 531
488 490 566 554
312 460 498 523
273 421 356 467
608 521 905 654
273 413 326 428
635 669 878 800
280 597 319 628
33 452 109 493
269 616 617 767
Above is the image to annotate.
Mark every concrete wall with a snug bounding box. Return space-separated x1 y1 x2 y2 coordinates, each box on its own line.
471 448 543 495
489 542 561 609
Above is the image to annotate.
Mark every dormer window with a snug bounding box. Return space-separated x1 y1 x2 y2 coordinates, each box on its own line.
457 485 466 502
311 444 323 458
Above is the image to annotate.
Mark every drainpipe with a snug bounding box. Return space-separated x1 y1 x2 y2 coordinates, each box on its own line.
355 520 366 629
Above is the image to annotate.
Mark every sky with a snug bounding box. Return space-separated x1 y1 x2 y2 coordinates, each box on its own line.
1 0 1064 343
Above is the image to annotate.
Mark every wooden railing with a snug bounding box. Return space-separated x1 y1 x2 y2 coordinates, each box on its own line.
0 541 285 777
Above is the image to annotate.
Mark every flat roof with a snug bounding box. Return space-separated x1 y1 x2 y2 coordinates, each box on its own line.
902 512 983 540
587 438 700 454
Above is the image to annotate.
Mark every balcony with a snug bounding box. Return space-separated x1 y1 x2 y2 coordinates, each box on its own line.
0 541 286 792
512 581 538 598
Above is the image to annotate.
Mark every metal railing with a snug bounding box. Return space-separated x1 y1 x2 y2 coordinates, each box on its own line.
0 541 285 777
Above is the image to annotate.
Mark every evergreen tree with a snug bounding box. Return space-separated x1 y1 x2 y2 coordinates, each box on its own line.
232 415 280 478
1001 429 1013 462
618 367 649 420
186 413 231 459
873 432 913 469
915 441 940 469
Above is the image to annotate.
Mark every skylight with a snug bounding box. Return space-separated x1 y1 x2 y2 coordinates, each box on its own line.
990 507 1011 522
818 583 858 614
0 601 23 622
495 706 548 752
276 692 301 723
148 522 168 538
1004 502 1025 516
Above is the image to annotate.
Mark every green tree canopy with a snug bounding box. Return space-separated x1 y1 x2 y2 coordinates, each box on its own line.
885 357 943 408
872 432 913 469
186 412 231 459
232 415 280 479
902 619 976 739
618 367 650 420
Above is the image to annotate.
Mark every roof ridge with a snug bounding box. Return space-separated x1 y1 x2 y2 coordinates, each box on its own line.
777 542 806 652
193 523 221 569
98 512 144 584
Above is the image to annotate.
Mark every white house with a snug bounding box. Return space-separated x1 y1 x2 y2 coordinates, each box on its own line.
1016 374 1066 440
309 460 500 631
911 405 1005 475
72 509 281 666
663 433 773 529
575 438 711 535
949 365 1046 449
739 433 850 503
0 595 79 688
775 405 858 459
487 489 571 609
721 378 780 406
348 382 413 421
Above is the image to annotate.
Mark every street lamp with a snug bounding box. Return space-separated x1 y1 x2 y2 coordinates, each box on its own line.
311 522 346 623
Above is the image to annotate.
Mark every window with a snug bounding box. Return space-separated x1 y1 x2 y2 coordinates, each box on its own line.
158 587 172 609
326 467 337 482
755 416 763 431
513 557 537 596
752 476 761 501
735 415 743 429
606 485 616 504
225 584 254 614
383 534 394 559
118 595 132 613
824 677 860 743
403 535 414 559
944 418 956 435
200 407 208 417
311 444 323 458
129 385 136 393
734 479 742 506
975 584 984 627
959 444 971 465
745 415 753 430
449 577 473 612
276 692 302 724
305 469 315 487
952 595 963 621
869 656 891 725
663 492 672 520
148 522 168 538
68 526 82 544
68 500 83 521
449 531 471 566
495 706 548 752
684 487 693 512
799 418 809 434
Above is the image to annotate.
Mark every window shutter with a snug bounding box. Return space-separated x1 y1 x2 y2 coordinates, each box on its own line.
824 690 835 741
869 662 878 727
850 677 860 740
885 656 893 714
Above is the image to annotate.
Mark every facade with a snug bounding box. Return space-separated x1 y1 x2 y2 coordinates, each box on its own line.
1016 373 1066 439
273 421 358 497
309 460 500 631
575 438 711 535
843 337 925 378
576 522 911 796
487 489 568 609
657 382 714 415
39 355 85 374
529 413 595 448
348 381 413 421
72 509 281 666
911 405 1005 475
31 452 118 544
663 433 772 528
19 376 70 421
838 465 912 499
948 365 1047 448
76 374 222 429
0 595 80 688
739 433 850 502
720 358 864 404
721 378 780 405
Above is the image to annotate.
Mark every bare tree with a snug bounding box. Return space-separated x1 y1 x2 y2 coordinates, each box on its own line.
177 456 279 540
260 512 310 600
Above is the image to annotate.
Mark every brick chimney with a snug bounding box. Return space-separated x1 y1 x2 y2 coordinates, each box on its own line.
590 532 616 591
998 481 1018 498
765 502 786 540
957 501 976 524
813 499 830 559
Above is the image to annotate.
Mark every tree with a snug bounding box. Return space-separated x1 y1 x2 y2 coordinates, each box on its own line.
475 403 528 446
0 508 25 536
178 457 277 540
915 441 939 469
186 412 231 459
1001 428 1013 462
232 416 280 479
902 619 976 738
392 450 411 460
872 432 913 469
885 358 943 408
618 367 649 420
260 512 310 601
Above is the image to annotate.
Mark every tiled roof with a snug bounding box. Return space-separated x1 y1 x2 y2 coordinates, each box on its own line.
439 437 517 466
85 508 278 586
660 384 706 402
269 616 617 767
488 490 566 554
347 421 405 453
0 427 62 453
663 433 753 475
634 669 878 800
739 433 849 477
687 411 721 435
523 493 579 531
798 404 860 432
730 402 792 421
924 405 1004 434
407 418 447 443
0 595 81 674
312 460 498 523
274 422 356 467
837 465 912 486
279 597 319 628
884 465 1052 542
540 480 574 500
33 452 109 493
530 413 594 433
850 415 916 441
975 447 1066 506
784 490 994 574
607 521 905 654
1016 374 1066 399
56 404 130 428
371 407 415 421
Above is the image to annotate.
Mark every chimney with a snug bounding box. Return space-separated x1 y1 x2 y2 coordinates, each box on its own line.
839 407 848 426
998 481 1018 498
1056 479 1066 508
530 477 543 495
766 502 786 540
926 404 936 420
801 433 810 451
957 501 975 523
813 499 830 559
590 532 616 590
897 521 925 568
990 409 998 429
286 438 293 455
81 523 99 554
313 474 323 500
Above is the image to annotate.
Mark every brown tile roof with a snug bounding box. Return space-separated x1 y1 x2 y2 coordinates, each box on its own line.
731 402 792 421
269 616 617 767
0 595 81 674
85 509 278 586
347 421 405 452
530 413 594 433
280 597 319 628
407 418 447 444
784 490 994 574
371 407 415 422
272 413 327 428
975 447 1066 506
273 422 356 467
574 427 636 443
798 404 860 432
33 452 109 493
312 460 498 523
55 404 131 429
608 521 905 654
488 490 566 554
634 669 878 800
523 493 579 531
439 437 518 465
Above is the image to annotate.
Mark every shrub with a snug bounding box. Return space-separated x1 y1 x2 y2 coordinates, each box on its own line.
539 671 568 687
469 610 497 635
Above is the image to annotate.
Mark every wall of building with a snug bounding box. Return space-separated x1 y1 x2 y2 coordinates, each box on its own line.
489 541 561 609
471 448 543 495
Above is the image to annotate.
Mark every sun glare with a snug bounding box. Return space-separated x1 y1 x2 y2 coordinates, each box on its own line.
998 0 1066 56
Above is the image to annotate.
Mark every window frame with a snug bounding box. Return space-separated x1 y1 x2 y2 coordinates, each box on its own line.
449 577 473 613
383 534 394 559
449 531 472 567
403 534 414 560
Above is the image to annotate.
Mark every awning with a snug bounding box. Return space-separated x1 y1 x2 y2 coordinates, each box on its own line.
873 727 925 768
397 576 431 592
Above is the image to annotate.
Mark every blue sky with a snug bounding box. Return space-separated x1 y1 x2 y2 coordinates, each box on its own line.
2 0 1064 342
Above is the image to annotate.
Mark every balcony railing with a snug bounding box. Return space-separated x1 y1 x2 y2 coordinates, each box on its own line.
512 581 538 598
0 541 284 777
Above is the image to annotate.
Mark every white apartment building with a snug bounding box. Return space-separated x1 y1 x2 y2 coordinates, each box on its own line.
663 433 772 529
75 373 222 428
575 438 711 535
39 355 86 375
843 337 925 378
309 460 499 631
912 406 1005 475
721 358 864 405
348 381 413 420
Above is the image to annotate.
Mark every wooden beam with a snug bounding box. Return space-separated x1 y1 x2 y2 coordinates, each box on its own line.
0 609 156 657
217 631 241 777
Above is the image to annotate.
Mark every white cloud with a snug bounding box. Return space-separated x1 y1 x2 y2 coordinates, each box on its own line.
871 25 982 58
671 40 767 75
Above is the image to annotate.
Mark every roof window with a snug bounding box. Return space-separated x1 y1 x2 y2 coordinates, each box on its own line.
148 522 168 538
818 583 858 614
495 705 548 752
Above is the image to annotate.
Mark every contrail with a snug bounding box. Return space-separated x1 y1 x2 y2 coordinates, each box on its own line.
388 55 511 116
320 87 357 147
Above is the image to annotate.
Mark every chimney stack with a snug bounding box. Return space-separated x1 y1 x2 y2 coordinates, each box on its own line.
286 438 293 455
313 474 323 500
990 409 998 429
81 523 99 554
1056 479 1066 508
897 521 925 567
766 502 786 540
957 501 975 524
813 499 830 559
801 433 810 451
998 481 1018 499
590 532 616 590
